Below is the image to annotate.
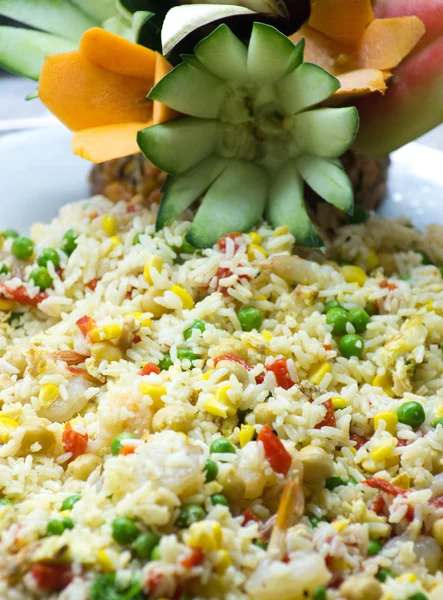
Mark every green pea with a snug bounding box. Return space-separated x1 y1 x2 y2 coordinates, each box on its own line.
377 567 395 582
0 498 12 506
309 515 325 528
399 273 411 281
313 586 327 600
177 348 199 362
47 519 65 536
339 334 365 359
407 594 428 600
150 545 161 561
254 540 268 550
325 477 348 491
29 267 53 291
347 205 369 224
367 540 382 556
112 516 140 544
0 264 8 275
434 418 443 428
324 299 342 312
62 516 74 530
210 437 236 454
349 476 358 485
61 494 81 511
132 531 160 559
203 459 218 482
62 229 78 256
158 352 173 371
11 236 34 260
184 320 206 340
111 432 136 456
176 504 206 528
237 306 264 332
211 494 228 506
326 307 349 335
418 251 432 265
8 312 23 325
348 307 370 334
132 233 141 245
397 401 425 428
2 229 19 239
37 248 60 269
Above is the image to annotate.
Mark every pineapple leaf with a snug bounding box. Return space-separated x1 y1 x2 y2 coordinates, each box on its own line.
0 0 97 41
69 0 117 23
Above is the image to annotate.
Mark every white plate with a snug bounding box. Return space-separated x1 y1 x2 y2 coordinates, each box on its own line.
0 125 442 232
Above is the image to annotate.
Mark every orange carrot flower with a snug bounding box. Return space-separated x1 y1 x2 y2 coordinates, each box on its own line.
39 28 179 164
290 0 425 99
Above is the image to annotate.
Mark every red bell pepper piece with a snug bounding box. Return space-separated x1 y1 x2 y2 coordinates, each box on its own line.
75 315 97 337
218 233 243 252
315 400 336 429
30 563 73 591
370 494 386 515
139 362 160 376
363 478 407 496
242 509 259 525
0 284 47 306
430 495 443 509
350 434 367 450
119 445 136 456
62 423 88 461
180 547 205 569
257 425 292 476
380 280 398 291
266 358 293 390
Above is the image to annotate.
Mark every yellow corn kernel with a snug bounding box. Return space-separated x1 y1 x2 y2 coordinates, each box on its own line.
214 549 232 574
391 472 409 490
329 557 347 571
262 331 273 342
188 521 222 551
109 236 121 249
247 244 267 261
239 425 255 448
0 416 19 444
426 300 434 312
366 249 379 271
97 549 114 573
248 232 262 245
140 318 152 328
370 440 395 462
331 397 347 410
385 455 399 468
171 285 194 310
331 518 350 533
340 265 367 286
436 406 443 418
38 384 60 409
396 573 417 584
144 255 163 285
0 299 15 312
129 312 152 328
200 369 214 381
206 397 229 418
372 374 395 398
91 342 123 362
348 447 357 456
139 383 166 409
90 324 122 342
102 214 117 237
361 458 378 474
128 312 143 320
373 411 398 435
308 362 332 385
274 225 289 236
215 385 232 405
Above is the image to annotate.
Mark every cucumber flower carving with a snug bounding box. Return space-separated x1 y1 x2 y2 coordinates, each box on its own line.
137 23 359 248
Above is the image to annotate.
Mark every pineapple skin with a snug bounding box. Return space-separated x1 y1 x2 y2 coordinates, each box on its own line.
89 151 389 214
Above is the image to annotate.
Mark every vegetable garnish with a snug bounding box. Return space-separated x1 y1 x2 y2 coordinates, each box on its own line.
39 28 179 164
257 424 292 476
139 23 359 248
291 0 425 99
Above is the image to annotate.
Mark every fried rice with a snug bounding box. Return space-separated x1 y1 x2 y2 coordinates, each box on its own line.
1 196 443 600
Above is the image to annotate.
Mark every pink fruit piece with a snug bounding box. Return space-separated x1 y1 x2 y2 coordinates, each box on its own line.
353 36 443 155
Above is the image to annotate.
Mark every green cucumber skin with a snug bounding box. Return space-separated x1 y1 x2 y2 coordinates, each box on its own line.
0 27 75 80
156 155 227 230
296 155 354 215
278 62 340 115
194 24 248 82
294 107 359 159
148 62 225 119
267 161 323 248
185 160 268 248
137 118 218 176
